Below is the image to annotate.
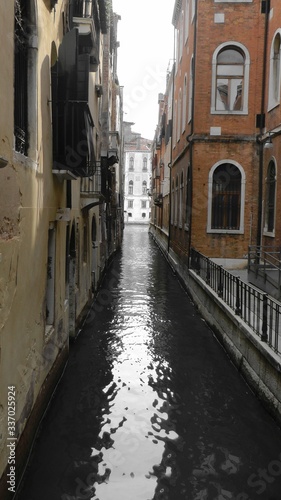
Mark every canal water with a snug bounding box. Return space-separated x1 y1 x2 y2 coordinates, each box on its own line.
17 225 281 500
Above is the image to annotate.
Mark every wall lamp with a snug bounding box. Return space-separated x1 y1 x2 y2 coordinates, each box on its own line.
0 155 8 168
264 132 273 150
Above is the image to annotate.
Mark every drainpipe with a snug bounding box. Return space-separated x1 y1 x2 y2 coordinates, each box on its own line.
257 0 270 249
187 0 198 267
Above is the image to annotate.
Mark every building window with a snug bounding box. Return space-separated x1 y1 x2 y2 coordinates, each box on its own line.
128 213 132 217
142 180 147 194
185 166 191 230
143 157 148 171
208 161 245 233
179 11 184 61
268 32 281 110
173 101 177 147
179 171 184 228
188 58 193 123
191 0 196 19
129 156 134 171
264 161 276 234
141 200 147 208
142 213 146 218
177 89 182 141
184 0 189 43
14 0 29 155
128 200 134 208
171 179 175 224
211 43 249 114
128 180 133 195
182 75 187 132
174 176 179 226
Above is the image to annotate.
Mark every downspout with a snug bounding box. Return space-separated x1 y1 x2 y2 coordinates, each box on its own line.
167 29 176 254
257 0 270 248
187 0 198 267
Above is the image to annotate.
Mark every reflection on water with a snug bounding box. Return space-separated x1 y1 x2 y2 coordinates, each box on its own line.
18 225 281 500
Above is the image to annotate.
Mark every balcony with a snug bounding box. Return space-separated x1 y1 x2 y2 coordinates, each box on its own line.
80 164 104 209
153 193 163 206
72 0 100 71
109 131 120 156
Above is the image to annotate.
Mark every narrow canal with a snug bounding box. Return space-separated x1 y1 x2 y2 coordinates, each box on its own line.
17 225 281 500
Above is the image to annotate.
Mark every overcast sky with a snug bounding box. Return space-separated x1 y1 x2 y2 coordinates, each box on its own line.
112 0 175 140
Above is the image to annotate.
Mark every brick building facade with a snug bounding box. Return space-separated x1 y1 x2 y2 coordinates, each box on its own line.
151 0 281 274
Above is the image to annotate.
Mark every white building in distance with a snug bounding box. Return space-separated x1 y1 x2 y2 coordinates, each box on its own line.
123 123 152 224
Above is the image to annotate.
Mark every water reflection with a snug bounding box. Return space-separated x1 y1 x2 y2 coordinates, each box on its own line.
17 225 281 500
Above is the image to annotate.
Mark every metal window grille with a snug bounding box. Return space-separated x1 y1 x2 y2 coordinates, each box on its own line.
211 164 241 230
14 0 28 155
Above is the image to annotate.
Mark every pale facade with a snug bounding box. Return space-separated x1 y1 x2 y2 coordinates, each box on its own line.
0 1 123 496
123 124 152 224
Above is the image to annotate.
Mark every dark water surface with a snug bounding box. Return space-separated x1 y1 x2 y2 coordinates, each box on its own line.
17 225 281 500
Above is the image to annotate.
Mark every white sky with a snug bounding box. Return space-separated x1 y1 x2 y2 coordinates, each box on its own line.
112 0 175 140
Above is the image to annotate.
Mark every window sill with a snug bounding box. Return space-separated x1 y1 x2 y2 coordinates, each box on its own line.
263 231 275 238
210 109 248 116
268 102 280 113
207 228 244 234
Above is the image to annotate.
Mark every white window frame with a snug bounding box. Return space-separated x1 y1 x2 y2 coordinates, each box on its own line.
184 0 189 43
174 176 179 226
177 89 182 141
268 30 281 112
211 42 250 115
207 160 245 234
191 0 195 20
263 158 277 236
179 171 184 228
188 57 194 123
182 74 187 132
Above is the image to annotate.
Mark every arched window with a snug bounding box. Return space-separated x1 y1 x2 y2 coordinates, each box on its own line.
129 156 134 171
185 166 191 229
184 0 190 43
177 89 182 141
264 161 276 234
182 74 187 133
171 180 175 225
174 176 179 226
179 171 184 228
211 43 249 114
188 57 193 123
91 216 97 244
142 180 147 194
208 161 245 233
128 180 133 195
268 32 281 109
143 157 147 171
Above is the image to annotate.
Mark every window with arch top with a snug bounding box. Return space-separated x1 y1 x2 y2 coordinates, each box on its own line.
264 160 276 234
208 161 245 233
212 43 249 114
268 32 281 110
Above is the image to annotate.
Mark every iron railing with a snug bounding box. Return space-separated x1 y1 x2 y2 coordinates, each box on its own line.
190 248 281 355
80 164 102 192
248 245 281 291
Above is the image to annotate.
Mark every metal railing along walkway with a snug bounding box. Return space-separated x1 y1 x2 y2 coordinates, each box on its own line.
190 248 281 356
